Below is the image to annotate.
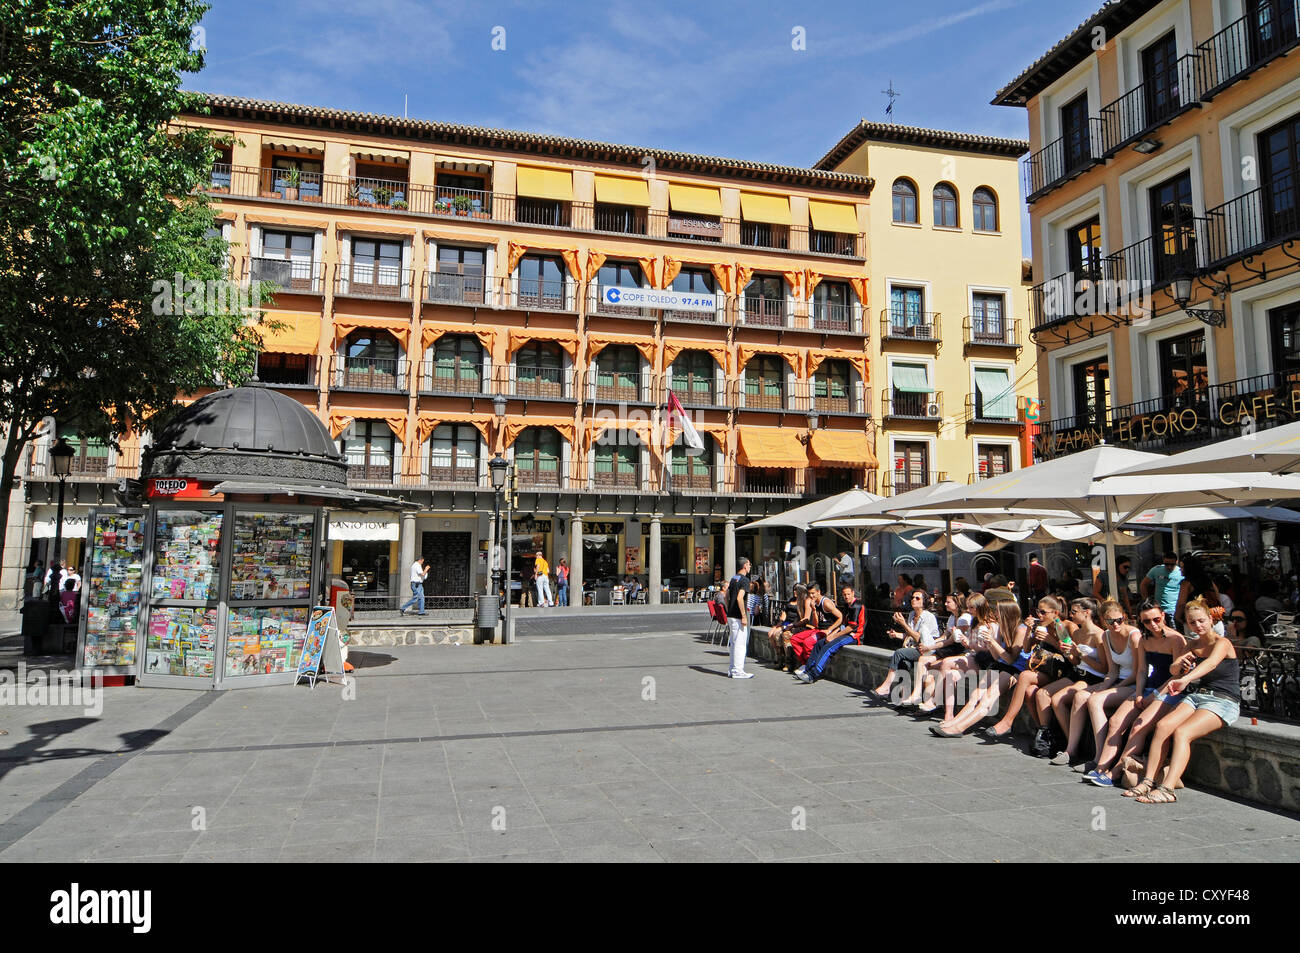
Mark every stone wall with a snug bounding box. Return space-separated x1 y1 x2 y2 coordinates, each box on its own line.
747 628 1300 814
349 624 475 646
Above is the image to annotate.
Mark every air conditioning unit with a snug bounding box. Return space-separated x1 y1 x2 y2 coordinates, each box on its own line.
926 403 941 418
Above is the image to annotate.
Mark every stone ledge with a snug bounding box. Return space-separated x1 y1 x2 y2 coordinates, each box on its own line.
349 625 473 646
747 628 1300 814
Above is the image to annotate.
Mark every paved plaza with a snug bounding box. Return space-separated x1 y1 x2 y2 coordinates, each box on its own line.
0 608 1297 863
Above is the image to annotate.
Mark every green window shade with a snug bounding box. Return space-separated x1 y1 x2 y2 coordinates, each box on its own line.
892 363 931 393
975 368 1015 418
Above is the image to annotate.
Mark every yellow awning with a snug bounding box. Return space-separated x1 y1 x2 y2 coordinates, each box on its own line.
808 430 877 468
808 200 859 234
736 428 808 469
352 146 410 164
263 136 324 154
255 312 319 355
668 183 723 216
595 175 650 206
516 166 574 201
740 192 792 226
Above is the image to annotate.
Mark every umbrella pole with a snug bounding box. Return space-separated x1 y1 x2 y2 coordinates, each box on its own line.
1105 506 1118 605
945 517 954 594
1170 522 1181 556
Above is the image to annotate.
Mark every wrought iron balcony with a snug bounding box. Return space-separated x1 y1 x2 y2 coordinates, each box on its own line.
419 361 490 395
1023 119 1107 202
740 222 789 249
332 356 409 393
737 378 788 411
592 203 648 235
335 265 413 300
506 364 574 400
248 256 322 294
964 393 1023 428
1098 52 1202 157
881 471 946 496
809 229 859 256
426 186 493 219
586 369 650 404
1197 3 1300 101
1200 186 1300 270
740 296 788 328
809 301 860 334
881 309 940 342
964 315 1019 349
503 276 574 312
881 389 942 421
423 269 488 306
516 197 571 228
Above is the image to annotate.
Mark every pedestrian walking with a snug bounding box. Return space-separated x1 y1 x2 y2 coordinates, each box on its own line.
399 556 428 616
534 549 553 606
556 558 570 607
725 558 753 679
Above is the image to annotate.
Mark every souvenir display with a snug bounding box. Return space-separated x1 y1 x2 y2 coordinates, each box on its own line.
81 514 146 668
144 606 218 678
229 512 315 601
225 606 310 676
150 510 223 601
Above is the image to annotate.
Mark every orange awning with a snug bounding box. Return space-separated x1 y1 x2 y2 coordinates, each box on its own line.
585 333 657 365
255 312 319 355
506 327 580 359
419 322 496 356
332 317 411 351
661 340 730 376
736 428 808 469
414 411 494 447
737 344 805 378
501 418 576 450
506 241 581 281
806 348 869 383
808 430 877 468
329 411 407 441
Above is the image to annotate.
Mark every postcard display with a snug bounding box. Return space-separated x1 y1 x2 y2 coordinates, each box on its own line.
138 505 321 688
76 510 147 675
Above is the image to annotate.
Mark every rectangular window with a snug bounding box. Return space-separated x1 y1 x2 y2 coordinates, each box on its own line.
593 444 638 488
892 441 930 493
430 424 479 483
1067 216 1103 281
971 293 1005 342
518 255 566 308
1259 112 1300 241
1072 358 1110 431
1157 330 1207 406
1060 92 1091 173
1149 170 1196 284
888 286 926 335
976 444 1011 480
1141 31 1182 128
351 238 403 294
431 245 486 304
890 362 932 417
1269 301 1300 383
973 367 1015 420
814 281 852 331
257 231 315 290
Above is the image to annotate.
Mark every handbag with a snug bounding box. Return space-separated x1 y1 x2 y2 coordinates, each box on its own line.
1027 644 1068 682
1031 724 1056 758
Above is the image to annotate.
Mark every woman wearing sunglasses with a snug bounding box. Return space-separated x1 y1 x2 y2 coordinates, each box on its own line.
1054 600 1145 771
1225 609 1261 650
982 595 1077 740
1085 600 1186 788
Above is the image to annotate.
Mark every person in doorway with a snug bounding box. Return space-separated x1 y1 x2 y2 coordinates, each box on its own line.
64 564 82 592
1094 555 1135 618
725 558 754 679
1028 553 1047 602
59 578 79 623
555 558 570 607
534 550 553 607
398 556 428 616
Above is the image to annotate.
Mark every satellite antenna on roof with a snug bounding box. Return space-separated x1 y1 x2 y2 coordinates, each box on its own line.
882 81 901 122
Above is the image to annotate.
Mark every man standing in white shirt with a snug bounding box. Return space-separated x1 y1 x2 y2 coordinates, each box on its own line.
399 556 428 616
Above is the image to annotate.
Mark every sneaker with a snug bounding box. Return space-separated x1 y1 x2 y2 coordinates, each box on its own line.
1084 770 1115 788
1048 751 1072 766
795 670 813 684
730 672 754 679
1072 760 1096 774
792 666 806 679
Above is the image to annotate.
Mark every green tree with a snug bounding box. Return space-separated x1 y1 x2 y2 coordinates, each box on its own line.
0 0 262 571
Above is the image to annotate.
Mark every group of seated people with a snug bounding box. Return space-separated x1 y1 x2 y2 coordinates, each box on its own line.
762 585 1242 806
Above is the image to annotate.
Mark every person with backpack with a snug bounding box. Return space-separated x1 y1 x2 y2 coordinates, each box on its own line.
794 584 864 683
725 558 753 679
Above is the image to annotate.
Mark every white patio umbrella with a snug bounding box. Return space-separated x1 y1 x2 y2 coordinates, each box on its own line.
1112 420 1300 477
896 445 1300 591
1125 504 1300 525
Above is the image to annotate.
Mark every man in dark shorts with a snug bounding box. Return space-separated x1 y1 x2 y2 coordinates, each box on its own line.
795 584 865 683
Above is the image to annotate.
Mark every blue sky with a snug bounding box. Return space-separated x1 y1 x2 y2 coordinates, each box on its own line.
192 0 1102 248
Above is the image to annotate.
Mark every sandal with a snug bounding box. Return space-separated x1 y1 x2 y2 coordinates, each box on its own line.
1136 785 1178 805
1122 778 1155 799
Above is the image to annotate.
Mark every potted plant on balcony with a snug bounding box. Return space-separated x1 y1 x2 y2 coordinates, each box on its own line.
435 195 453 215
373 185 393 208
454 194 471 216
282 168 300 201
391 197 408 210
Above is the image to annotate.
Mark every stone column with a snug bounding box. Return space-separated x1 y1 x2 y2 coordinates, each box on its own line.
398 511 416 600
649 515 662 604
569 513 583 604
724 518 736 579
795 528 808 585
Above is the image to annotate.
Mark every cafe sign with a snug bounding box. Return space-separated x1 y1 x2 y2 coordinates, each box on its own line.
1036 380 1300 459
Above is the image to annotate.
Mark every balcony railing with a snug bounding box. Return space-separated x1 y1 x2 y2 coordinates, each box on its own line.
209 162 233 192
248 256 322 293
30 442 141 480
503 276 574 312
593 204 648 235
809 301 860 334
809 230 858 256
1197 4 1300 101
663 296 727 324
882 389 942 420
590 463 643 490
739 467 797 495
256 358 317 388
349 175 410 210
422 464 487 489
665 463 724 494
587 370 650 404
516 198 571 228
1200 186 1300 270
1023 119 1107 201
740 296 788 328
1098 53 1202 156
790 381 869 416
810 468 860 496
336 265 413 300
506 365 573 400
669 376 723 408
346 463 397 486
969 468 1011 483
740 222 789 249
738 378 787 411
420 362 489 395
964 315 1019 348
588 283 655 319
964 393 1022 426
426 186 493 219
332 356 408 393
881 309 940 342
424 269 488 306
882 471 946 496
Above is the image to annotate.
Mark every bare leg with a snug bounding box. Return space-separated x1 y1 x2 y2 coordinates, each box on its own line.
988 671 1038 735
1115 701 1177 774
1094 697 1140 773
940 673 992 731
946 673 1009 732
1063 690 1092 758
1139 703 1196 787
1161 709 1227 791
1087 687 1135 769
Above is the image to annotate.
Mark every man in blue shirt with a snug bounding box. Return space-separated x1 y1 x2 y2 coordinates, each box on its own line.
1141 551 1183 626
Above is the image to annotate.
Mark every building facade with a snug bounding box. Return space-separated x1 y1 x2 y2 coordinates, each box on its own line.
7 97 1034 610
815 122 1035 584
1000 0 1300 464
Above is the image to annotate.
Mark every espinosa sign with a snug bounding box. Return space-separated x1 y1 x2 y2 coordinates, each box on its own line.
1036 379 1300 458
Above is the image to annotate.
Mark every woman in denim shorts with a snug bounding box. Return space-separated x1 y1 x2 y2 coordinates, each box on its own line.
1130 598 1240 804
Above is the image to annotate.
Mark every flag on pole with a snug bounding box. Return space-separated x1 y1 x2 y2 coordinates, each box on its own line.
667 390 704 451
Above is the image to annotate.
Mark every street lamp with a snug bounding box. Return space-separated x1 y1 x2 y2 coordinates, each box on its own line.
1171 270 1226 328
488 454 509 635
47 436 75 606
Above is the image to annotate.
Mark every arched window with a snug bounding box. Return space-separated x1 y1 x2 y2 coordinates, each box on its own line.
514 427 561 487
429 424 480 484
814 359 851 413
973 187 998 232
744 354 787 409
671 351 718 404
429 335 483 393
344 330 399 389
933 183 958 228
892 178 918 224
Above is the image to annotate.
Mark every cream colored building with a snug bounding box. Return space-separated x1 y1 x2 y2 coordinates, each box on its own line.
816 123 1036 582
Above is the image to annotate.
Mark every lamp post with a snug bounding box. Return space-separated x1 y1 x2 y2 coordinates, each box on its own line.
1171 270 1226 328
46 437 75 607
489 453 508 641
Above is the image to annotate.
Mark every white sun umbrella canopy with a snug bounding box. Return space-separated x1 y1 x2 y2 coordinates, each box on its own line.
1112 420 1300 477
1126 505 1300 525
737 488 883 532
897 445 1300 589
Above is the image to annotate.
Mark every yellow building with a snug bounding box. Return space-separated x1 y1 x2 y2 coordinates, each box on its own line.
998 0 1300 468
816 122 1035 582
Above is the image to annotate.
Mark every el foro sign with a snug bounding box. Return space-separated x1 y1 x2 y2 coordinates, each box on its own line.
603 286 716 312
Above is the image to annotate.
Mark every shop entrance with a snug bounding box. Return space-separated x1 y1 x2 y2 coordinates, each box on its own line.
421 531 472 609
341 541 390 603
